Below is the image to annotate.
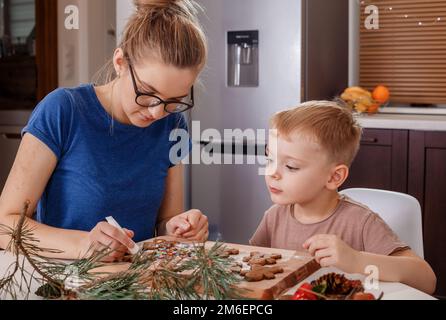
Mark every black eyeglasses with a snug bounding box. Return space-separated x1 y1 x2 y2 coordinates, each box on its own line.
127 61 194 114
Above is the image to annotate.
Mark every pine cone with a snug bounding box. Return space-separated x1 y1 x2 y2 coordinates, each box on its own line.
311 273 364 295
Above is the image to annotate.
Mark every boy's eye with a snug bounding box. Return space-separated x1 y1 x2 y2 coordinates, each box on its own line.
286 165 299 171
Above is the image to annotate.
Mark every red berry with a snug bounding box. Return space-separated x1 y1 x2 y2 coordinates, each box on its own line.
292 292 307 300
292 283 317 300
352 292 376 300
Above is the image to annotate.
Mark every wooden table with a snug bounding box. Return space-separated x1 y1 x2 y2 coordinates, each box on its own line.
0 244 437 300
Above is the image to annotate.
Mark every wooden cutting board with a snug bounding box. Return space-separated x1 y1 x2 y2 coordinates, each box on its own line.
203 241 320 300
91 236 320 300
150 236 320 300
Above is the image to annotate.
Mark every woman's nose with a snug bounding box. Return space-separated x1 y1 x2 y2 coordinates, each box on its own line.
149 105 167 120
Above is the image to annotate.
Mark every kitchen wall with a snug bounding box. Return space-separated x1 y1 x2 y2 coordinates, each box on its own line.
116 0 134 44
58 0 116 87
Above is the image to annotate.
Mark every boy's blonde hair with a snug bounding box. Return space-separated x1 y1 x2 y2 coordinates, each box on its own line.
270 101 363 166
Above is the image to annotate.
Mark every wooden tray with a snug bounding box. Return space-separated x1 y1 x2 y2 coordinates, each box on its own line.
152 236 320 300
203 241 320 300
91 236 320 300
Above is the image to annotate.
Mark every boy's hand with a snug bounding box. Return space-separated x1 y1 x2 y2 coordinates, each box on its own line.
166 209 209 242
303 234 360 274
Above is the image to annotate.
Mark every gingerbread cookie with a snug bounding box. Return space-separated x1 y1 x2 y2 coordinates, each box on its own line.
143 239 178 251
229 262 243 274
141 240 202 260
242 265 284 282
217 248 240 259
121 254 133 263
242 252 282 266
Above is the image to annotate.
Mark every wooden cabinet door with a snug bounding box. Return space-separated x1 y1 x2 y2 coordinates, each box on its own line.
409 131 446 297
342 129 408 193
35 0 58 101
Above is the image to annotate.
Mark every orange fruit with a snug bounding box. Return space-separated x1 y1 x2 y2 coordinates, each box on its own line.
367 103 381 114
372 85 390 104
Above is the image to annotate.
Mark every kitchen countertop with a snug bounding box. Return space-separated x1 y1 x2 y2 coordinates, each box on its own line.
357 112 446 131
0 110 33 126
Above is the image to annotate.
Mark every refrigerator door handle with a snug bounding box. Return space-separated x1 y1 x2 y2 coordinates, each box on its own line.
199 140 267 156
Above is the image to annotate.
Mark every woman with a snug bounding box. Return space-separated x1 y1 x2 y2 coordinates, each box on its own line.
0 0 208 262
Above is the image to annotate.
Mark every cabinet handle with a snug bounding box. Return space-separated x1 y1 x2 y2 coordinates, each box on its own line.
1 133 22 140
361 137 378 144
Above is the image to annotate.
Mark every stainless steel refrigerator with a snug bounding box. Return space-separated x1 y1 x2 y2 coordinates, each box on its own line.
188 0 349 244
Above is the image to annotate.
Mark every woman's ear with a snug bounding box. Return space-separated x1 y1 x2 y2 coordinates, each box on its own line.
326 164 349 191
113 48 126 76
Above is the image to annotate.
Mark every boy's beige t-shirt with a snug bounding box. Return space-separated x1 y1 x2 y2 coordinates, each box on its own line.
250 195 410 256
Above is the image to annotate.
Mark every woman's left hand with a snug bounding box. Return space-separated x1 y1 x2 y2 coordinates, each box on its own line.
166 209 209 242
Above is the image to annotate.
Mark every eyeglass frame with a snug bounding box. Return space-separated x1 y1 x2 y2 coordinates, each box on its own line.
126 59 195 114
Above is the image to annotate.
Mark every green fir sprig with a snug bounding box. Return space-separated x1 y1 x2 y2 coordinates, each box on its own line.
0 202 244 300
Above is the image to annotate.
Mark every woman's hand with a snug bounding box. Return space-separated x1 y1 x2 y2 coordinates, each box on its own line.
82 222 136 262
166 209 209 242
303 234 360 274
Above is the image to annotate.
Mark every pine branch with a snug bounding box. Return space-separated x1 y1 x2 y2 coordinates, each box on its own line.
0 201 66 299
181 242 245 300
1 204 244 300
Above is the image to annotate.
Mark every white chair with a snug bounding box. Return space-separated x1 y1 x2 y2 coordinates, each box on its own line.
339 188 424 258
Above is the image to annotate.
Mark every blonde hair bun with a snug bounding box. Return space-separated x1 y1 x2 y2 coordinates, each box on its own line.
134 0 179 10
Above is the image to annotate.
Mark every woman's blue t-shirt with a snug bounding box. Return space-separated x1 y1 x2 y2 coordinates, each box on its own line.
22 84 190 242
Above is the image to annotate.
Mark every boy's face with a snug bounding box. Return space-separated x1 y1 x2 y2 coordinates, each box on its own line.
265 130 336 206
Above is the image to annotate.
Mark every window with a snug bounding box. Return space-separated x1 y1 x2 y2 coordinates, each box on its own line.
9 0 35 46
360 0 446 106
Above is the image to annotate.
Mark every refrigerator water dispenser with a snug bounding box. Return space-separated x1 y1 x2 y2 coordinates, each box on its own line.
227 30 259 87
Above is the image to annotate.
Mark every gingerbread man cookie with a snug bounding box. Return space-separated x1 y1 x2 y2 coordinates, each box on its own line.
241 265 284 282
229 262 243 274
217 248 240 259
242 252 282 266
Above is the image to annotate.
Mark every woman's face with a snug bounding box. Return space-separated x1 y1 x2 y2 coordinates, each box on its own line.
114 50 199 128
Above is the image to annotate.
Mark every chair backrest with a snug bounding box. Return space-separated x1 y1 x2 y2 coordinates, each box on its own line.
339 188 424 258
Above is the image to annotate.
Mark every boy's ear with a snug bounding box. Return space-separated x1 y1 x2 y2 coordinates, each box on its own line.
326 164 349 190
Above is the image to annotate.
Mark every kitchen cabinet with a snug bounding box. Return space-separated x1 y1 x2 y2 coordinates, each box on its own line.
0 111 31 191
342 129 408 193
0 0 57 190
0 125 22 189
342 128 446 298
408 131 446 298
0 0 57 110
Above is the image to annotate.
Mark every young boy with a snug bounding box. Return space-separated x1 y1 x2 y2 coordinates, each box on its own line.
250 101 436 294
